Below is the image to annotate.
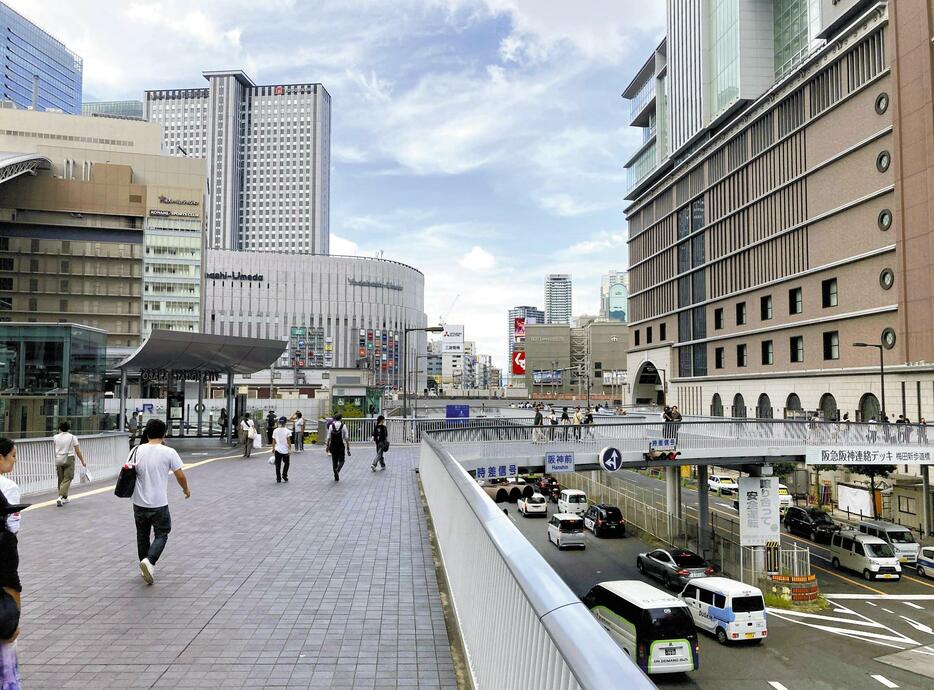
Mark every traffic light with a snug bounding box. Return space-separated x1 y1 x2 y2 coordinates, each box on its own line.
643 450 681 462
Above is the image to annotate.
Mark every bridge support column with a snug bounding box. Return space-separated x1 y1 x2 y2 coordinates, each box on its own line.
665 466 679 516
923 465 931 537
697 464 710 558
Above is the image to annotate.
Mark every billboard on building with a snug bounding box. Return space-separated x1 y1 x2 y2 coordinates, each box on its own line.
512 350 526 375
514 317 526 341
442 325 465 355
533 370 562 385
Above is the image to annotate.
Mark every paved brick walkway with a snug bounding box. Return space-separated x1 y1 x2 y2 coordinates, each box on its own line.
15 444 457 689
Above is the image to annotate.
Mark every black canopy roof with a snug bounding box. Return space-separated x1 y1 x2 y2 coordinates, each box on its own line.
118 330 286 375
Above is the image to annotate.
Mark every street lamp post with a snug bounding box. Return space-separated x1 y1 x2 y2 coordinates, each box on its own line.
403 325 444 418
854 341 886 419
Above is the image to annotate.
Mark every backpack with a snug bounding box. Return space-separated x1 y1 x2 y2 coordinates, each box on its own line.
330 423 345 453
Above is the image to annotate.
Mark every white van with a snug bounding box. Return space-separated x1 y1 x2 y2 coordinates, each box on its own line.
680 577 767 645
547 513 585 550
582 580 698 675
830 530 902 581
778 484 792 512
858 520 920 565
557 489 588 516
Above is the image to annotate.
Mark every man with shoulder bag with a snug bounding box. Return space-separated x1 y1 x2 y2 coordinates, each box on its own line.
371 415 388 472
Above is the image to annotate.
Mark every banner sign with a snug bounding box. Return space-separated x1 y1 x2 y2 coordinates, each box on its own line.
442 325 465 355
806 447 934 465
545 452 575 473
514 317 526 341
533 369 561 385
649 438 677 452
475 463 518 480
738 477 780 547
512 351 526 375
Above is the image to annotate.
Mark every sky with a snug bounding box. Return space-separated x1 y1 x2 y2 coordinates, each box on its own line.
12 0 666 370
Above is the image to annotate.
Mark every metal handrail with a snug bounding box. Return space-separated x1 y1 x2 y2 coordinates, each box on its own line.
422 436 656 689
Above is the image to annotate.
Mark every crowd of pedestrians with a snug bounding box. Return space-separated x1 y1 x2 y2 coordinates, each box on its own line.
530 403 597 442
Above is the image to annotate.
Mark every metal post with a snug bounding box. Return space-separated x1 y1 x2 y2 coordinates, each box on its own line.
226 370 234 446
196 376 204 437
923 464 931 537
697 464 710 558
402 328 408 418
119 367 128 432
879 346 887 419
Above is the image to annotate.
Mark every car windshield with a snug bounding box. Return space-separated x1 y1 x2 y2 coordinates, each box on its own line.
568 495 586 503
732 595 765 613
866 543 896 558
529 496 545 504
559 520 583 532
643 606 695 639
810 512 834 525
603 507 622 521
673 552 706 568
887 530 917 544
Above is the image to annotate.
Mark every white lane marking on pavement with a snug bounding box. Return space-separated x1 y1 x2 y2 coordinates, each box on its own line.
767 601 918 649
766 609 883 627
899 616 934 635
768 683 790 690
902 601 924 610
866 602 878 607
882 608 894 614
871 675 899 688
826 594 934 600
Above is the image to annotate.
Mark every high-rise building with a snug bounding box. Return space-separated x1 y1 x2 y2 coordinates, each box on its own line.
623 0 934 436
600 271 629 322
0 3 82 113
544 274 572 325
507 305 544 380
82 100 144 120
145 70 330 254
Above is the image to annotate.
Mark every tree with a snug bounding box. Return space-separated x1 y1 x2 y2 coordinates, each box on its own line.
847 465 897 518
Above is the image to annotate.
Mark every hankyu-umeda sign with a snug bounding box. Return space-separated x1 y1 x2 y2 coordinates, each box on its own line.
806 447 934 465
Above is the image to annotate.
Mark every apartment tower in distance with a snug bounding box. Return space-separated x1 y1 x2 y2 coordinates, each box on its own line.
623 1 934 429
145 70 330 254
0 2 82 113
544 274 572 325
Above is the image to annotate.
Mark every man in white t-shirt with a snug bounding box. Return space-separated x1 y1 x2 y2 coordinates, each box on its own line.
131 419 190 585
272 416 292 483
52 421 86 507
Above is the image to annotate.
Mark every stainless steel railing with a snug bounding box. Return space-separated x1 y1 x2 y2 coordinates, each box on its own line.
9 433 130 497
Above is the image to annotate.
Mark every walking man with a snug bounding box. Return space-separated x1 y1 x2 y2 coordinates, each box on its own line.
132 419 189 585
127 411 140 449
239 413 256 457
326 413 350 481
265 410 276 445
291 411 306 452
53 421 86 507
532 405 544 443
272 416 292 483
371 415 388 472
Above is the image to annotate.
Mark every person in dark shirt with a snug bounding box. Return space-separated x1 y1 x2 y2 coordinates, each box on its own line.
0 437 24 689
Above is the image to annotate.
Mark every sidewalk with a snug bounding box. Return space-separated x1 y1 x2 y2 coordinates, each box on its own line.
15 444 457 689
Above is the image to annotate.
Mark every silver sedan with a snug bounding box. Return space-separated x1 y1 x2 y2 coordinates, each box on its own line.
636 548 714 590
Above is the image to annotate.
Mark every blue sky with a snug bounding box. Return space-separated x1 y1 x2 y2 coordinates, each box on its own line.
15 0 666 369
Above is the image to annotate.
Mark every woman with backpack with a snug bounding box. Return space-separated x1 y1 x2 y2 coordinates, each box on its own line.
371 416 388 472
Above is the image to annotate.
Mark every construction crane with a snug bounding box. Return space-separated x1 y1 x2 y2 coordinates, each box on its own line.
440 294 460 326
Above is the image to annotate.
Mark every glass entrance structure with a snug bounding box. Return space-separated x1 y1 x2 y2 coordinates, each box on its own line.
0 323 106 437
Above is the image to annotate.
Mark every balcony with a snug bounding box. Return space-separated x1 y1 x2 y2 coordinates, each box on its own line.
628 77 655 127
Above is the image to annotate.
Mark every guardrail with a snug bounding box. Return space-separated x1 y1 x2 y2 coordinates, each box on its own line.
317 416 535 446
419 436 656 690
9 432 130 497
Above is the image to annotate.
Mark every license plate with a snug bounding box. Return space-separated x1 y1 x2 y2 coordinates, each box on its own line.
745 633 755 639
879 574 896 579
664 648 677 656
900 557 908 563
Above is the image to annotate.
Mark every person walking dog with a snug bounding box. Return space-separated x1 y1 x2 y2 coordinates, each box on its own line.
131 420 189 585
53 421 86 507
326 414 350 481
272 416 292 483
371 415 388 472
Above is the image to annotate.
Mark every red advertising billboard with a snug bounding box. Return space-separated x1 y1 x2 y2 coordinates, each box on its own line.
512 350 526 375
514 317 526 341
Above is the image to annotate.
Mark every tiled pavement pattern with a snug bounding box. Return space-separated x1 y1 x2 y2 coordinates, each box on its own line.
15 443 457 688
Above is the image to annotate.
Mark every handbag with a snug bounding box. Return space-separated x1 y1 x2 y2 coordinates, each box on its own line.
114 446 140 498
252 432 262 449
381 440 390 452
267 455 276 465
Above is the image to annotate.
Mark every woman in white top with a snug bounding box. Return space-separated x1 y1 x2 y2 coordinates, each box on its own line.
291 411 305 453
52 421 86 507
239 413 256 458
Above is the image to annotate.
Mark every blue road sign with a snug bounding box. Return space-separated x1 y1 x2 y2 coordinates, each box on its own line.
599 447 622 472
446 404 470 419
545 452 575 473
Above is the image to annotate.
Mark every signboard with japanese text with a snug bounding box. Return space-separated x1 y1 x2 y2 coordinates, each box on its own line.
806 447 934 465
649 439 677 452
545 451 575 473
475 462 519 480
442 325 465 355
532 370 562 385
738 477 781 547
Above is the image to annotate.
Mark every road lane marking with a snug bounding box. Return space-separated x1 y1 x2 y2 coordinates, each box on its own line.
867 602 878 607
768 683 790 690
900 573 934 590
826 594 934 600
903 601 924 610
871 675 898 688
811 563 886 594
882 608 894 614
767 601 918 650
765 609 882 627
899 616 934 635
23 451 242 510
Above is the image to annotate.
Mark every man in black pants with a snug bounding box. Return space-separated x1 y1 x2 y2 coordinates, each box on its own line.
326 413 350 481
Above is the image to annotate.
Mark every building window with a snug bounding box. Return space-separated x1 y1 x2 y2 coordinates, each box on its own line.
28 298 37 311
61 260 70 273
760 295 773 321
737 344 747 367
659 323 667 341
714 308 723 330
715 347 724 369
60 299 68 312
762 340 774 365
898 495 917 515
821 278 838 308
878 209 893 231
789 287 803 315
29 259 38 272
880 268 895 290
0 278 11 291
30 239 39 252
634 329 640 347
790 336 804 363
823 331 839 360
29 279 38 292
647 326 653 344
0 237 8 251
0 258 11 271
736 302 747 326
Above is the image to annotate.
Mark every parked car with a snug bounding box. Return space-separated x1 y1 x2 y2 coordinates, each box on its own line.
858 519 921 565
829 530 902 581
637 548 715 590
917 546 934 578
557 489 588 516
517 493 548 517
547 513 585 550
708 475 739 495
536 475 560 496
680 577 767 645
783 506 841 543
582 504 626 537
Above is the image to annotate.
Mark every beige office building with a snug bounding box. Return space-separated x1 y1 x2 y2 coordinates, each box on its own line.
623 1 934 426
0 109 205 347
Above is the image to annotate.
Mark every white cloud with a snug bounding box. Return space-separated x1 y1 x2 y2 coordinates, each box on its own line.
329 233 360 255
459 246 496 271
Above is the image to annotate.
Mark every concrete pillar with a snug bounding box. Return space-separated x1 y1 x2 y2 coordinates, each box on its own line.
226 371 234 446
665 466 679 516
923 465 931 537
119 368 128 431
196 377 204 437
676 474 683 520
697 464 710 557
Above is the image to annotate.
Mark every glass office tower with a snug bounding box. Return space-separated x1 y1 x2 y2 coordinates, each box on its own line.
0 3 83 113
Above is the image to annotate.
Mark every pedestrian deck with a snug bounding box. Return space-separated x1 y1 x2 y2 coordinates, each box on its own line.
15 444 457 689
